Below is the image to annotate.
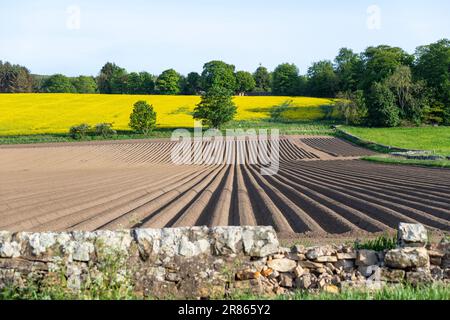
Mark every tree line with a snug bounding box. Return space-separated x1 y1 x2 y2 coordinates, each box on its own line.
1 39 449 127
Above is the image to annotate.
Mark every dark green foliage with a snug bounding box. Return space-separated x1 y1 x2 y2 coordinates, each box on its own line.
129 101 157 135
156 69 181 95
42 74 77 93
139 72 156 94
0 61 33 93
272 63 299 96
71 76 97 93
414 39 450 124
201 60 237 92
193 86 237 128
235 71 256 95
182 72 202 95
253 66 271 92
69 123 91 139
126 72 143 95
366 82 400 127
307 60 339 98
97 63 128 94
361 45 414 91
334 48 362 92
124 72 155 95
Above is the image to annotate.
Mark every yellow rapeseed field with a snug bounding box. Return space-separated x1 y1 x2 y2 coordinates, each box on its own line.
0 94 336 135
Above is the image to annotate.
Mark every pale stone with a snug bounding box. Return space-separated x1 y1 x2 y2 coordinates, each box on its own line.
72 242 94 262
385 247 430 269
0 241 21 258
315 256 338 263
398 223 428 247
212 227 242 255
242 227 279 258
306 246 336 260
336 252 356 260
24 232 57 256
267 259 296 272
134 228 161 261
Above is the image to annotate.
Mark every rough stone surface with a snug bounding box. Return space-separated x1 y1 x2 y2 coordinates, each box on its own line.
385 248 430 269
398 223 428 247
380 268 406 282
306 246 336 260
0 226 448 299
356 250 379 267
267 259 296 272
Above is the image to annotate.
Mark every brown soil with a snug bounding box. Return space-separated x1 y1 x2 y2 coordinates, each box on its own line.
0 136 449 239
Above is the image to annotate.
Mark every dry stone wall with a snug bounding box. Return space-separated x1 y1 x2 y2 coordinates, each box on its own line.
0 224 448 299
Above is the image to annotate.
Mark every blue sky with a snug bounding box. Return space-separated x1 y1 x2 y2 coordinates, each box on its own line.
0 0 449 76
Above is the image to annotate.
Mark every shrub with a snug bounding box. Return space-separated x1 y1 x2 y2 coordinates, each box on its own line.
336 90 367 125
129 101 157 135
354 234 397 251
95 123 116 138
366 82 400 127
69 123 91 140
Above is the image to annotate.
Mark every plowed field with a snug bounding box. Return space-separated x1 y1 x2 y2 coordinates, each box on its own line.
1 136 449 237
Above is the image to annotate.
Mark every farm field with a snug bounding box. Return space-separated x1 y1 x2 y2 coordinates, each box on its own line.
0 94 337 136
1 136 449 237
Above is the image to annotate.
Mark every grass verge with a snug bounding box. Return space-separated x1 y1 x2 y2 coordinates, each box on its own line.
362 155 450 169
341 126 450 156
2 282 449 300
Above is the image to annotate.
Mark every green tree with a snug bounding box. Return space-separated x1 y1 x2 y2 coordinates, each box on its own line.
129 101 157 135
71 76 97 93
253 66 271 92
335 90 367 125
366 82 400 127
201 60 236 92
272 63 299 96
235 71 256 95
156 69 181 95
41 74 76 93
334 48 362 92
127 72 142 94
0 61 34 93
182 72 202 95
361 45 414 90
414 39 450 123
97 63 127 94
307 60 339 97
385 65 426 124
139 72 155 94
193 87 237 128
